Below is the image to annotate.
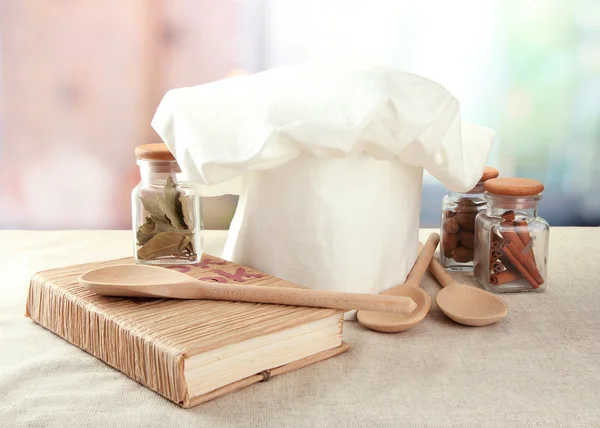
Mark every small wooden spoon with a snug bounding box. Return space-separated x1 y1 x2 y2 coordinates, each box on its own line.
428 256 508 326
79 264 418 314
356 233 439 333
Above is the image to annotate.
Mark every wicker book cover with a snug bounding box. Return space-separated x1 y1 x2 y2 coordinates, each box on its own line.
26 255 349 408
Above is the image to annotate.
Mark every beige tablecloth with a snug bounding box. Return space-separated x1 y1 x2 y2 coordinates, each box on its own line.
1 229 600 427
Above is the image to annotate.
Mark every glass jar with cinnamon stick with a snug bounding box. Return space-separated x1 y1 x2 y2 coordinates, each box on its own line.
132 143 202 264
473 178 549 293
440 167 499 271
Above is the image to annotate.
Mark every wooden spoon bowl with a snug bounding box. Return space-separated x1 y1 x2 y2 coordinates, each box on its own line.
357 286 431 333
427 255 508 326
357 233 439 333
436 284 508 326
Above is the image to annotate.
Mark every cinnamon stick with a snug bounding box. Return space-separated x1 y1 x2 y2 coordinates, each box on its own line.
491 260 505 273
514 219 536 265
490 248 503 260
491 234 510 249
501 211 516 222
501 225 543 284
498 211 543 282
499 241 541 289
490 270 521 286
499 254 514 270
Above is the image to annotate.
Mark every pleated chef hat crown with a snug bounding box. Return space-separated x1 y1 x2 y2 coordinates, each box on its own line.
152 64 494 295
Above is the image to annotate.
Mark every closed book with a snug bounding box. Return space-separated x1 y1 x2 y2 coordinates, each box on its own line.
26 255 348 408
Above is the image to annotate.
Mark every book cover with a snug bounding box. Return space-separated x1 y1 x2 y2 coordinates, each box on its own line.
26 255 349 407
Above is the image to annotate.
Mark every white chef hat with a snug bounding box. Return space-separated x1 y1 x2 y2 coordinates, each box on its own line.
152 63 494 295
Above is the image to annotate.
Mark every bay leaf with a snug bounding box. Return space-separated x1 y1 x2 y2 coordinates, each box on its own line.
140 196 169 224
178 194 196 254
185 239 196 255
181 232 196 255
178 236 191 252
137 232 187 260
158 194 184 230
136 220 179 247
136 232 154 246
139 217 155 232
136 217 156 245
154 221 177 233
179 194 195 230
160 176 185 229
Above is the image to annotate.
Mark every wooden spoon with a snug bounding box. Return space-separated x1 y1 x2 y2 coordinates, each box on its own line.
428 256 508 326
356 233 439 333
79 264 418 314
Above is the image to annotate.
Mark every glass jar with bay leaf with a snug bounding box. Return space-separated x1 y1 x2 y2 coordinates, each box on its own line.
132 143 202 264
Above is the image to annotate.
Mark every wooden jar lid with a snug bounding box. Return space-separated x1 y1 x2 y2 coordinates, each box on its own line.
480 167 499 182
134 143 176 161
484 178 544 196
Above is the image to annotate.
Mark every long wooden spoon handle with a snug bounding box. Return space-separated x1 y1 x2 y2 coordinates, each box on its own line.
186 282 418 314
404 233 440 288
427 253 455 288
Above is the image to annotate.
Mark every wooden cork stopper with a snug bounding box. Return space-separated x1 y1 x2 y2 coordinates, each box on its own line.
484 178 544 196
135 143 176 161
480 167 500 182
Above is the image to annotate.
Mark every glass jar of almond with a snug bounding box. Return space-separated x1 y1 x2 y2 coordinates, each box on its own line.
439 167 499 271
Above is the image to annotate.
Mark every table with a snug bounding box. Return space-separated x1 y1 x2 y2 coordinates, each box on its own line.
1 229 600 427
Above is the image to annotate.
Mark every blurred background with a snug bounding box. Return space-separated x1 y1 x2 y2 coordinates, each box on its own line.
0 0 599 230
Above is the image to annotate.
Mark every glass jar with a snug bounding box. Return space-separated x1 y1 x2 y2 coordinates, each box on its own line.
440 167 499 271
131 143 202 264
473 178 549 293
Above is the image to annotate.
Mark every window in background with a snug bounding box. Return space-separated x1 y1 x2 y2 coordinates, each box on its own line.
261 0 600 226
0 0 598 229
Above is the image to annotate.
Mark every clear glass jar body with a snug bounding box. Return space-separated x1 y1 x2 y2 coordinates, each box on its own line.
131 159 202 264
439 182 487 271
473 193 549 293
